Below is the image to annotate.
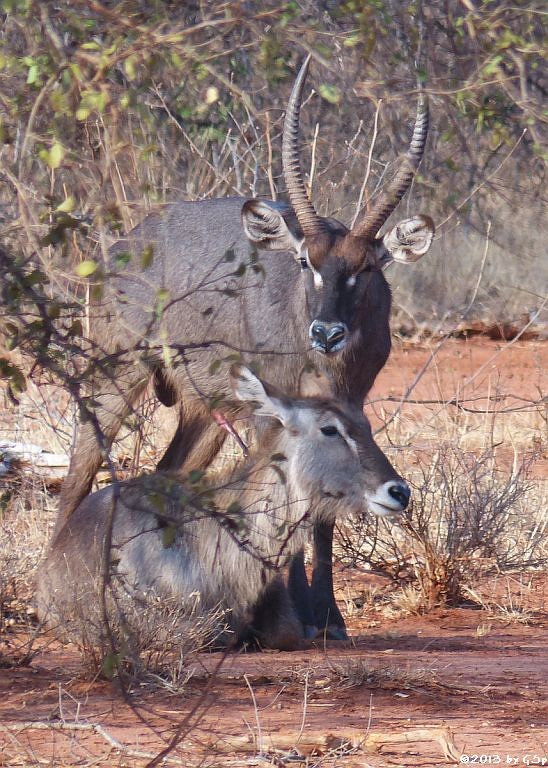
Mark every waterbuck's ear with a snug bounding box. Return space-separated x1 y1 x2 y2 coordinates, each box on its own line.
241 200 303 253
230 365 291 424
380 215 435 265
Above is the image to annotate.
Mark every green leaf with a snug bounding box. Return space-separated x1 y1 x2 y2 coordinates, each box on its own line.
155 287 170 319
343 33 361 48
483 55 503 76
226 501 242 516
75 260 98 277
26 63 39 85
141 244 154 268
101 652 121 680
47 302 61 320
124 55 137 80
69 62 84 83
76 89 110 120
56 195 76 213
188 469 205 484
0 359 26 393
69 319 83 337
39 142 65 169
161 343 173 368
318 83 340 105
49 142 65 168
162 525 176 548
114 251 131 267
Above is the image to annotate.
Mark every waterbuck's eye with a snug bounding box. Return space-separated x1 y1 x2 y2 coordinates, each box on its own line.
299 257 309 270
320 425 340 437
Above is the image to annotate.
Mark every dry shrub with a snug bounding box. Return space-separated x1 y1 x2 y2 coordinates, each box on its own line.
337 443 545 609
0 472 55 623
42 580 230 686
0 471 56 665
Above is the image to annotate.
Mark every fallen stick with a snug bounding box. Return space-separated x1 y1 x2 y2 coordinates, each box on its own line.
207 726 461 762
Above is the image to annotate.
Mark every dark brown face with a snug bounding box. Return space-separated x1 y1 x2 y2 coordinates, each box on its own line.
241 199 434 358
300 229 382 356
280 55 434 357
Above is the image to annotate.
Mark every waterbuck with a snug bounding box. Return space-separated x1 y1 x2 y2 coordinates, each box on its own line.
38 366 410 651
58 57 434 638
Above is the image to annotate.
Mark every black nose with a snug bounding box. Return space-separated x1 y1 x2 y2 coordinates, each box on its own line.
310 321 347 353
388 482 411 509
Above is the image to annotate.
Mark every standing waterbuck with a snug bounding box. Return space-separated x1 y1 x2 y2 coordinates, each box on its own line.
39 366 410 651
58 57 434 638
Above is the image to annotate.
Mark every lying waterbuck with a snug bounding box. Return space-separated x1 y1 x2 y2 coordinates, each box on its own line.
39 366 409 651
58 57 434 637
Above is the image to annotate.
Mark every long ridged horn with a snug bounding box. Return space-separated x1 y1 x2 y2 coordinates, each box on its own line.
351 87 429 240
282 55 327 237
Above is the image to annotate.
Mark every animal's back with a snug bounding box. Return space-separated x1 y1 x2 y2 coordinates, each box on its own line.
93 198 308 395
36 479 206 627
37 472 282 637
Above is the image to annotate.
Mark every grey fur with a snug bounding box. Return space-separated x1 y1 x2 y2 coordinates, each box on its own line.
38 367 409 651
55 196 432 635
58 198 431 516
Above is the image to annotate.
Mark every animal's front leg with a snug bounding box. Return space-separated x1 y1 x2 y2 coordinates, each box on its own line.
287 550 317 639
310 520 348 640
248 576 302 650
57 363 150 530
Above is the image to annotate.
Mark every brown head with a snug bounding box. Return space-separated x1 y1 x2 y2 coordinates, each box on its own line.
242 56 434 356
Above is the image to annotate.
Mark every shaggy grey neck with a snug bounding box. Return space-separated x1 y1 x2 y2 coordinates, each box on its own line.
194 431 312 611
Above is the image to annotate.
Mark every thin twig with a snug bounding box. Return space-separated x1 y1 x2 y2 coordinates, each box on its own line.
243 673 263 755
145 652 229 767
351 100 382 228
0 720 184 764
295 669 310 746
437 130 527 230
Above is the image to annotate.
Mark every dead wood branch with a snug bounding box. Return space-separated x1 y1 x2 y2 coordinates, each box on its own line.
204 725 461 762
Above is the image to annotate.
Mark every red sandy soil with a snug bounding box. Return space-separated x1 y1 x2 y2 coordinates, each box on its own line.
1 600 546 767
0 338 546 767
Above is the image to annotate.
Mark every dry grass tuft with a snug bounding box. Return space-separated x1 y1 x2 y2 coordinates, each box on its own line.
389 584 425 615
326 657 438 692
463 585 538 626
39 577 231 687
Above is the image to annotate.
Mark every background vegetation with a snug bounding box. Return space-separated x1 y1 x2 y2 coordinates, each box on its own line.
1 0 546 355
